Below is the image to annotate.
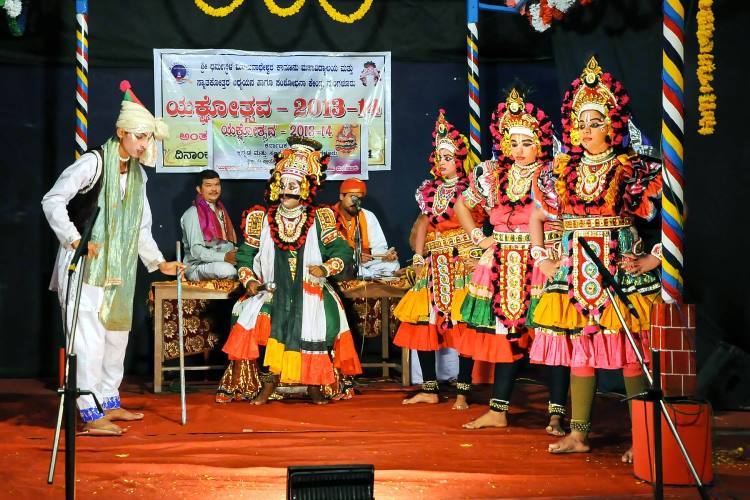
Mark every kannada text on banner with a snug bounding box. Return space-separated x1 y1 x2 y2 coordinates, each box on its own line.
208 121 367 180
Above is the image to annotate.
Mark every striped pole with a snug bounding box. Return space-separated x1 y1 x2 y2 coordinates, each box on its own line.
661 0 685 303
466 0 481 167
75 0 89 159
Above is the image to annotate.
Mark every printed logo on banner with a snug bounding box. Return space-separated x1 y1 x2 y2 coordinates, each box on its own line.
359 61 380 87
170 64 189 84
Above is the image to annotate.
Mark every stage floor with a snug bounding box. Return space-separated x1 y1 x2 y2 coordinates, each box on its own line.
0 378 747 499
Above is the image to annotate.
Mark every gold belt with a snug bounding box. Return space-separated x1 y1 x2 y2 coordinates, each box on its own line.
563 216 632 231
492 230 563 244
424 229 471 252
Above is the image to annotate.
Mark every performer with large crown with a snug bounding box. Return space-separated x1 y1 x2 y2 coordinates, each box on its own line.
453 88 570 433
217 136 362 405
529 57 662 457
393 110 485 406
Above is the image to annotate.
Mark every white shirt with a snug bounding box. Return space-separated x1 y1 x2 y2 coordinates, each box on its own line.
359 208 400 278
42 152 165 293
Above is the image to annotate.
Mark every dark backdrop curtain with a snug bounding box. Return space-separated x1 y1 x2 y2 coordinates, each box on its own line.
1 0 748 408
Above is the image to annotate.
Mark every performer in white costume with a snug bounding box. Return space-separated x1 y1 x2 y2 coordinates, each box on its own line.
42 81 183 435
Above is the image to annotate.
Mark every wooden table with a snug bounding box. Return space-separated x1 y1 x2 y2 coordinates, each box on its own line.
335 278 410 386
153 278 411 392
152 280 239 393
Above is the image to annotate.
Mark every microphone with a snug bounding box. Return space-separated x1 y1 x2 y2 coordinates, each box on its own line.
350 194 362 212
68 207 101 274
576 237 639 320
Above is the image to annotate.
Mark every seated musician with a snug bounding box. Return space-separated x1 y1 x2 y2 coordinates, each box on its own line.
333 178 400 278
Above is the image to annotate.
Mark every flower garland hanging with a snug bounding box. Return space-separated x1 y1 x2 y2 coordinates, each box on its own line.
696 0 716 135
318 0 373 24
506 0 592 33
194 0 246 17
264 0 307 17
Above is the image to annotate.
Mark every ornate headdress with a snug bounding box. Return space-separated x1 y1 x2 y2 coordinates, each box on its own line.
429 109 470 178
490 88 554 163
560 56 631 151
266 136 328 203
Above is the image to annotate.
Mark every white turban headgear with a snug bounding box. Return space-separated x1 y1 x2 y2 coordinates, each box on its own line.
115 80 169 167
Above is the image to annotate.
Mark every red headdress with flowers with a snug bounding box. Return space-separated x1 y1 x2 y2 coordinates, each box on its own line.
560 56 631 154
428 109 470 179
490 88 554 165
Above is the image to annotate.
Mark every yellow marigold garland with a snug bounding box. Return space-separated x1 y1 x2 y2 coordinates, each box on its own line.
264 0 307 17
318 0 373 24
194 0 246 17
696 0 716 135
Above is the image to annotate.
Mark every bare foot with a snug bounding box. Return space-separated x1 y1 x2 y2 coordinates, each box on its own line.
252 381 277 405
105 408 144 421
545 415 566 437
452 394 469 410
79 417 125 436
402 392 439 405
548 431 590 454
307 386 329 405
621 447 634 463
463 410 507 429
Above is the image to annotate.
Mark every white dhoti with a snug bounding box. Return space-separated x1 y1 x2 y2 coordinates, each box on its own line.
184 240 238 281
55 248 130 422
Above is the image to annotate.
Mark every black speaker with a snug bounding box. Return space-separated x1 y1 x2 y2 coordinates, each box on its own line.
698 341 750 410
287 464 375 500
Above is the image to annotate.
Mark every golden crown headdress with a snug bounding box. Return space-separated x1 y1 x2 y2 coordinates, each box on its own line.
272 136 325 185
267 136 327 203
429 109 470 178
569 57 618 118
496 88 540 139
434 110 464 154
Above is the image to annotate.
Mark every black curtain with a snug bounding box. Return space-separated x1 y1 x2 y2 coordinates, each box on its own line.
1 0 748 409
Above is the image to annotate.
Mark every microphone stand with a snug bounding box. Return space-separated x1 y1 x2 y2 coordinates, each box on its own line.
577 237 709 500
48 208 103 500
353 201 363 280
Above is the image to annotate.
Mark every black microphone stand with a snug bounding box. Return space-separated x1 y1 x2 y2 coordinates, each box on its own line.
577 237 709 500
48 209 103 500
353 200 363 280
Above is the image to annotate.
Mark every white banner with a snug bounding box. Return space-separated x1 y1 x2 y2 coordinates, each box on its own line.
207 121 368 180
153 49 391 177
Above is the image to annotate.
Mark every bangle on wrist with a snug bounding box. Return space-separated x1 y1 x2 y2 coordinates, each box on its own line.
530 245 548 261
412 253 425 266
650 243 662 260
470 227 485 246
